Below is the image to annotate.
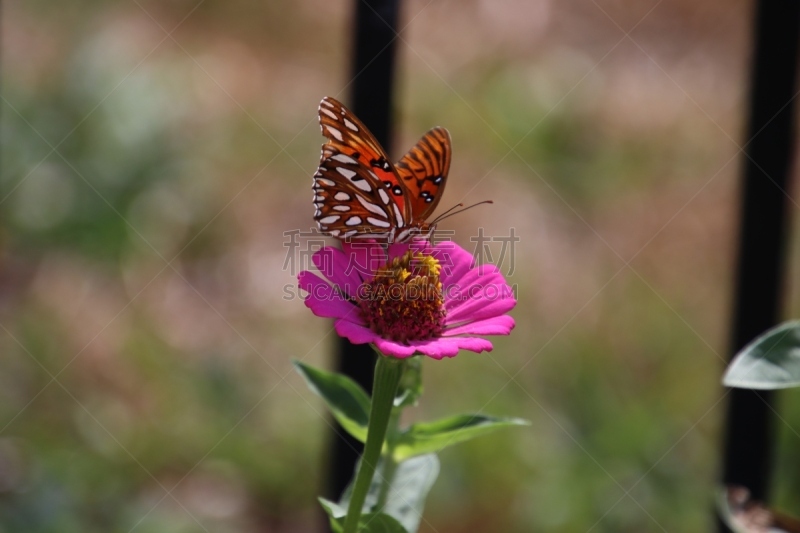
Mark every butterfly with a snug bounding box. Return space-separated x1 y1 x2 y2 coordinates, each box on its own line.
312 96 452 243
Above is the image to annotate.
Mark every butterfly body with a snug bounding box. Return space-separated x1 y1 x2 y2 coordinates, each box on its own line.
313 96 451 242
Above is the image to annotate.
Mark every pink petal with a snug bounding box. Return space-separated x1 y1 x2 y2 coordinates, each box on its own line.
335 319 378 344
408 239 432 255
431 241 474 284
298 271 360 320
386 242 412 262
444 314 515 336
445 283 516 323
373 337 419 358
312 247 362 297
410 337 494 359
342 241 386 281
449 264 504 293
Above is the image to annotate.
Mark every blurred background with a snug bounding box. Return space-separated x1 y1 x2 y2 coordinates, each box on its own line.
3 0 800 531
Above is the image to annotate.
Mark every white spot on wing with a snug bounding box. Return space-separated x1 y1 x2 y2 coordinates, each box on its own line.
320 215 340 224
367 217 391 228
343 118 358 131
396 229 412 242
321 99 335 108
325 125 343 142
336 167 371 191
332 154 358 164
357 195 388 217
353 180 372 192
334 192 351 201
345 216 362 226
393 203 404 226
320 108 338 120
378 189 390 205
333 205 351 212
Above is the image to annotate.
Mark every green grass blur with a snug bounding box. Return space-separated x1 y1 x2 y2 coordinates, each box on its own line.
2 0 798 532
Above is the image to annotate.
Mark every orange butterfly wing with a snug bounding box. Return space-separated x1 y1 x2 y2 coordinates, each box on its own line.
394 127 451 223
314 97 406 239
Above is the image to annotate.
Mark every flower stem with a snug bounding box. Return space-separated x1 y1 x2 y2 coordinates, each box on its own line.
375 449 398 510
342 354 404 533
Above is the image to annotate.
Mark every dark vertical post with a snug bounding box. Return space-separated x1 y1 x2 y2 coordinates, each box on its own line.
720 2 799 530
326 0 401 503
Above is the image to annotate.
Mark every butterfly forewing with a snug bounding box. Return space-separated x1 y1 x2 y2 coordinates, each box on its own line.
318 97 394 179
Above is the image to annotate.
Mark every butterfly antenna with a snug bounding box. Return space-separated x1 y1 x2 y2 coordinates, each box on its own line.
430 202 465 224
432 200 494 225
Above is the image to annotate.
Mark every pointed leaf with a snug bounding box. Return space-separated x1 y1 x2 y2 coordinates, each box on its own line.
340 454 440 533
393 414 529 461
320 498 408 533
723 321 800 390
380 455 439 532
294 360 370 442
319 498 345 533
356 512 409 533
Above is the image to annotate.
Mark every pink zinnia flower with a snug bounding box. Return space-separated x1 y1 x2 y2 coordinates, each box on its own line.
297 240 516 359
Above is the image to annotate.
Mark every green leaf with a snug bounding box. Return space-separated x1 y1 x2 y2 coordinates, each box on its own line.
320 498 409 533
340 454 440 533
394 357 422 408
356 512 408 533
393 414 530 461
319 498 346 533
293 360 370 442
379 455 439 532
723 321 800 390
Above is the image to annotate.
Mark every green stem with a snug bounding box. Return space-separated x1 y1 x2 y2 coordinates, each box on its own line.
342 354 404 533
375 449 398 510
375 407 401 510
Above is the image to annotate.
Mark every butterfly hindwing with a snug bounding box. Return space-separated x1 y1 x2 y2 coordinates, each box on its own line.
394 127 451 222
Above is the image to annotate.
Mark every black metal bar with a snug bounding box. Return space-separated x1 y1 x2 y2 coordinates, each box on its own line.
325 0 401 504
719 2 800 530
